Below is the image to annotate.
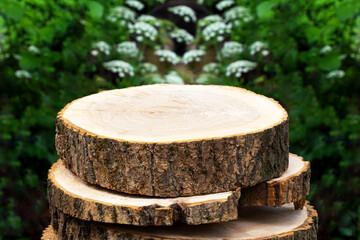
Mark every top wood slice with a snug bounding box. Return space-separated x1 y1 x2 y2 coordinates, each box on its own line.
56 84 289 197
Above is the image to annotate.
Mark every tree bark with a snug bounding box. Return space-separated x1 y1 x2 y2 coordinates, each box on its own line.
46 202 317 240
240 153 310 209
48 160 241 226
56 85 289 197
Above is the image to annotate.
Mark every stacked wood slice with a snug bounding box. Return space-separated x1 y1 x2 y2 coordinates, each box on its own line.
42 84 318 240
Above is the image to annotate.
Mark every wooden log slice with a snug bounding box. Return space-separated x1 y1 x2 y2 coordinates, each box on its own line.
47 202 318 240
56 84 289 197
48 160 241 226
240 153 310 209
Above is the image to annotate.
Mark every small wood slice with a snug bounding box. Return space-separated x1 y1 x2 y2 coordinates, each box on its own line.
56 84 289 197
48 160 241 226
240 153 310 209
47 202 318 240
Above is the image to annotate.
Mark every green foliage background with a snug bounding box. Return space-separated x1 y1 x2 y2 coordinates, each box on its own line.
0 0 359 239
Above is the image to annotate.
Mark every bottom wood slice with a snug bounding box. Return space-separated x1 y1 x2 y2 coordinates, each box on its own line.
48 160 241 226
240 153 310 209
45 202 318 240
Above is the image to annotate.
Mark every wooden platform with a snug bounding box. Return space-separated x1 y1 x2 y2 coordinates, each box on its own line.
43 203 318 240
56 84 289 197
48 160 241 226
47 153 309 226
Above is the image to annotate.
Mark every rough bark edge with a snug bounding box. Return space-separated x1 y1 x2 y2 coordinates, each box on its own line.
48 160 241 226
47 202 317 240
55 86 289 197
240 153 310 209
41 225 57 240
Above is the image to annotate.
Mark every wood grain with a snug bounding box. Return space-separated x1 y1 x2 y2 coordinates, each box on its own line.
56 84 289 197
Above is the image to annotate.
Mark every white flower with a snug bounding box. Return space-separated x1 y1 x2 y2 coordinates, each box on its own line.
169 6 197 22
165 71 184 84
326 70 345 79
224 6 253 25
107 6 136 24
137 14 161 27
226 60 257 77
202 22 231 42
103 60 134 78
198 15 223 27
320 45 332 54
116 41 139 58
170 29 194 44
216 0 235 11
221 41 244 58
202 62 220 74
196 74 216 84
249 41 268 56
182 49 206 64
92 41 111 56
125 0 144 11
28 45 40 54
141 63 158 74
15 70 32 79
129 22 158 42
154 49 180 64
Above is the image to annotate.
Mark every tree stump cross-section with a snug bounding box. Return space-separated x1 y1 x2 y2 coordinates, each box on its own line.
240 153 310 209
47 153 309 226
44 202 318 240
56 84 289 197
48 160 241 226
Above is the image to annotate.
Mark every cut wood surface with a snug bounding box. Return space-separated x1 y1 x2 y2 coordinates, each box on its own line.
56 84 289 197
240 153 310 208
48 202 318 240
48 159 241 226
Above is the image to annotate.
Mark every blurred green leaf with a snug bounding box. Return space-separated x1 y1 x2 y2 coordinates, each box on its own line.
87 1 104 19
256 1 276 20
318 53 341 71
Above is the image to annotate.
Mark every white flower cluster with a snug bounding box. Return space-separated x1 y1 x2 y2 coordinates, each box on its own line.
221 41 244 58
154 49 180 64
137 15 161 27
202 22 231 42
116 41 139 58
165 71 184 84
320 45 332 54
224 6 253 25
182 49 206 64
129 22 158 42
249 41 269 56
226 60 257 77
216 0 235 11
107 6 136 25
202 62 220 74
169 6 197 22
198 15 223 27
326 70 345 79
28 45 40 54
170 29 194 44
15 70 32 79
91 41 111 56
103 60 134 77
125 0 144 11
141 63 158 74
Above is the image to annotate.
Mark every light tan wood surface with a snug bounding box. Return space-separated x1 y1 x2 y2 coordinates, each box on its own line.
56 84 289 197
